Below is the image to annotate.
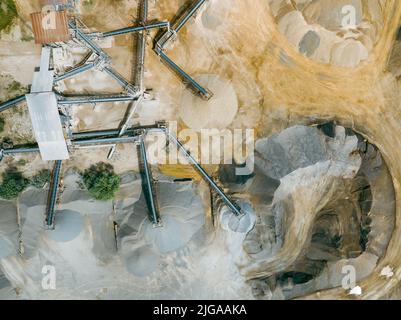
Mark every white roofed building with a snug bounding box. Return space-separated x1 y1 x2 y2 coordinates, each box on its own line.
26 47 69 161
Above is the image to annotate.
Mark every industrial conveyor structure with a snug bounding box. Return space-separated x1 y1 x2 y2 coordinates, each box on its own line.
45 160 63 229
57 94 136 105
0 0 212 113
138 135 162 226
89 21 170 39
164 130 243 217
135 0 148 93
154 0 212 100
0 0 243 231
0 94 27 113
82 0 211 100
0 18 144 115
69 19 141 98
107 0 149 160
1 121 244 220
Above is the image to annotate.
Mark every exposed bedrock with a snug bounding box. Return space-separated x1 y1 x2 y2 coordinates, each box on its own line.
224 124 395 298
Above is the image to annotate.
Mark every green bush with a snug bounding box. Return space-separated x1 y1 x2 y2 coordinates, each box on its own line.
31 169 51 188
0 0 17 32
0 117 5 133
82 162 120 201
0 169 29 200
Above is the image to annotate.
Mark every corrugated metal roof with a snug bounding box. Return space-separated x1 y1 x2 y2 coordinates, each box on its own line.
26 92 69 161
31 10 71 44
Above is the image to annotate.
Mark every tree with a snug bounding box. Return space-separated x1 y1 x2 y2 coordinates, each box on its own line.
82 162 120 201
31 169 51 188
0 169 29 200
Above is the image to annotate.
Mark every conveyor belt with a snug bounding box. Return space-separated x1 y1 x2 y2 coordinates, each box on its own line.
45 160 62 228
138 136 161 226
166 131 243 216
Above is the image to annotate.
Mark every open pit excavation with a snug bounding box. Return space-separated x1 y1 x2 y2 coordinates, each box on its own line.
1 0 401 303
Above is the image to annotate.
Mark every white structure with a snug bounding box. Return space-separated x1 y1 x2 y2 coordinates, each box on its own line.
26 47 69 161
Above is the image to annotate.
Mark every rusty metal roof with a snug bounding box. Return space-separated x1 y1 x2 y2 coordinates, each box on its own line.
30 10 71 44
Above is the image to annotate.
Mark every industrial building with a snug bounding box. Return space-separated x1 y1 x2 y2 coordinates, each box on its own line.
26 47 69 161
30 10 70 44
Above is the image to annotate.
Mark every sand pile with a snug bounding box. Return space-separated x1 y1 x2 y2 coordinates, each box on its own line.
117 178 205 277
179 75 238 131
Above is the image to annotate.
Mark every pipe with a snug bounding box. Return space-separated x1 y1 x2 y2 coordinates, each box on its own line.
155 48 212 100
100 21 169 38
46 160 62 228
0 94 27 112
166 131 243 216
139 136 161 225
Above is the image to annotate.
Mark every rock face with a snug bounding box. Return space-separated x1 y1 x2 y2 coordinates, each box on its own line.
226 124 395 299
269 0 383 67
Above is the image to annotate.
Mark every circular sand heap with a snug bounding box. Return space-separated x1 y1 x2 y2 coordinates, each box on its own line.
269 0 384 67
179 75 238 132
125 244 161 277
47 210 85 243
144 206 205 254
119 180 205 277
220 201 256 234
